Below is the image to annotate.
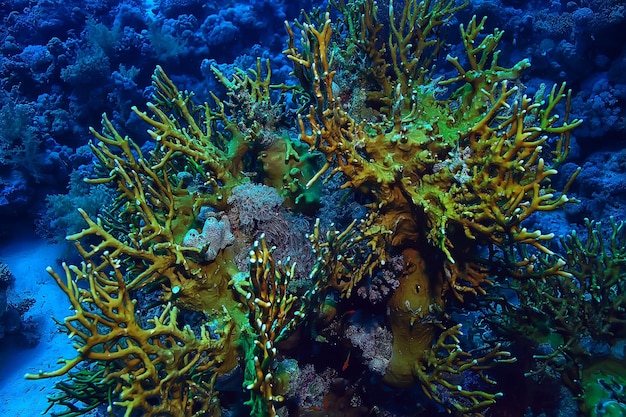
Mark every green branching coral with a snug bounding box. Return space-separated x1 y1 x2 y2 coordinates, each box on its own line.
488 218 626 414
231 235 308 416
211 58 323 213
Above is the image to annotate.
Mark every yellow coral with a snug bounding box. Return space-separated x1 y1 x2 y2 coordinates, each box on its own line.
25 256 233 417
287 0 580 410
231 235 307 416
29 1 585 416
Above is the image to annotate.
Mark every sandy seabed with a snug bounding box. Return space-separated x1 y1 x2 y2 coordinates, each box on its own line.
0 233 83 416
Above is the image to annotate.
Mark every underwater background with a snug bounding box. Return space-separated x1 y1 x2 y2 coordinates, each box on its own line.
0 0 625 416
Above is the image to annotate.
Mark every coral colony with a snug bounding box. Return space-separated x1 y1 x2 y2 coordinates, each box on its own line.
19 1 626 416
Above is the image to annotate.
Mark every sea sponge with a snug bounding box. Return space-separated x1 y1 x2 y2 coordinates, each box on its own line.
183 214 235 261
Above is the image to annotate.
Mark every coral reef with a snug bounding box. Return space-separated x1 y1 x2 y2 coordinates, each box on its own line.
286 1 578 408
23 1 625 416
484 218 626 414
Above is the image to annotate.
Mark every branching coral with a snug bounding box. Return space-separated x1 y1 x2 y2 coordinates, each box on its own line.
27 56 323 416
231 235 308 416
29 0 592 416
487 218 626 414
26 61 316 416
211 58 323 213
286 0 580 411
415 324 515 412
26 256 233 417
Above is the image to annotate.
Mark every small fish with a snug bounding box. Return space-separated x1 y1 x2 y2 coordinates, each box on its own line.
342 349 351 371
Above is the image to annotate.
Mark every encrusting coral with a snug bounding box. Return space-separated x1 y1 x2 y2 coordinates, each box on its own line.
27 1 602 416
